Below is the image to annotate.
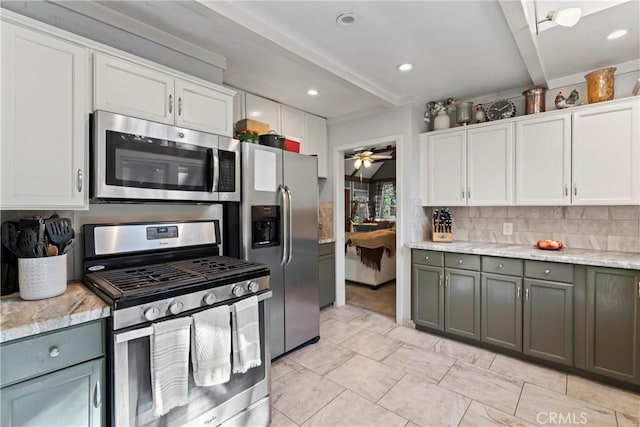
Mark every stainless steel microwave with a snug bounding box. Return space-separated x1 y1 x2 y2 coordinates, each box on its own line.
91 110 240 203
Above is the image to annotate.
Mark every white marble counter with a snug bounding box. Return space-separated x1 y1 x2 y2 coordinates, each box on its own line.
319 238 336 244
407 241 640 270
0 282 110 343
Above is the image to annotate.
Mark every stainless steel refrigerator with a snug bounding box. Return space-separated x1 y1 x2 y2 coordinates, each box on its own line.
240 142 319 359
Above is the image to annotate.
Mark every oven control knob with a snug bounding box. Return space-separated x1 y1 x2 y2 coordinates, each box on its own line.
248 281 260 293
144 307 161 321
203 293 217 306
232 286 245 297
169 302 184 315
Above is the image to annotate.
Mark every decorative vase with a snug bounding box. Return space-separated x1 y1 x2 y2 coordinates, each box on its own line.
455 102 473 126
585 67 616 103
433 110 450 130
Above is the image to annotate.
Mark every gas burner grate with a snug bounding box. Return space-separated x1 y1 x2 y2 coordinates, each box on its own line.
95 264 205 292
171 256 266 279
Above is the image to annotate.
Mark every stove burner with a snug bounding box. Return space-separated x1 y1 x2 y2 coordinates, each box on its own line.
172 257 262 279
95 264 204 292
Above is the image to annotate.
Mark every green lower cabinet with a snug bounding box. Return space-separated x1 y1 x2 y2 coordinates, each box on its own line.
1 358 104 427
445 268 481 340
319 242 336 308
523 279 573 366
585 267 640 385
481 273 523 351
412 264 444 330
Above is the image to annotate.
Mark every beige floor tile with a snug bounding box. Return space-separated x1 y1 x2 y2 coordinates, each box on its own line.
340 329 402 361
433 337 496 368
566 375 640 418
385 326 440 350
320 318 362 345
301 389 406 427
459 401 538 427
325 354 404 402
382 343 455 383
271 358 303 382
490 354 567 393
439 361 523 414
378 374 471 426
348 311 397 335
404 423 420 427
290 339 355 376
272 368 344 425
516 383 617 426
321 304 369 323
617 412 640 427
271 409 299 427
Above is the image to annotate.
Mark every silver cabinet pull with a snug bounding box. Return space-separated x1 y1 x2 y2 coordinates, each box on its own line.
461 188 465 199
439 274 443 288
574 184 578 196
516 287 520 300
458 259 463 264
498 263 504 269
77 169 83 192
525 288 529 301
94 381 102 408
49 347 60 358
445 274 449 288
169 94 173 114
467 188 471 199
564 184 569 197
178 97 183 116
425 256 429 261
544 269 550 274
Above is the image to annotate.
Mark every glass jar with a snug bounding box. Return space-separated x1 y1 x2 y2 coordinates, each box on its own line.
455 102 473 126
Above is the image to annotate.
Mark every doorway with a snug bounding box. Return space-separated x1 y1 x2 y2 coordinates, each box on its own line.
332 134 405 325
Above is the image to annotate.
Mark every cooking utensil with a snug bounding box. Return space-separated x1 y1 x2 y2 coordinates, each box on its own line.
45 218 74 249
259 130 285 148
1 222 21 257
47 244 59 257
61 238 75 255
18 227 40 258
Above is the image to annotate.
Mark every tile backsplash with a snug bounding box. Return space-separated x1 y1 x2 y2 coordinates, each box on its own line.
319 202 333 240
422 206 640 253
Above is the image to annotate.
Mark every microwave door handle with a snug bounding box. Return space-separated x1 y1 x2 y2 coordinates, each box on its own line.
208 149 218 192
285 186 293 265
279 185 288 266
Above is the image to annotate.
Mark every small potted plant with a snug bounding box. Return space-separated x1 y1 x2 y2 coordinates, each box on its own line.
424 97 456 130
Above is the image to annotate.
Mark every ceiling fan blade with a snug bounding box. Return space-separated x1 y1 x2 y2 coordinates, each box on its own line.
371 154 393 159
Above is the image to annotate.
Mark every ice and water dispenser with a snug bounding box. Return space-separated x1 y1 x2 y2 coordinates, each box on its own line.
251 205 280 248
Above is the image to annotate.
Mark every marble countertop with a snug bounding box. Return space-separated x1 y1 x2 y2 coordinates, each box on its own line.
0 282 110 344
407 241 640 270
319 238 336 244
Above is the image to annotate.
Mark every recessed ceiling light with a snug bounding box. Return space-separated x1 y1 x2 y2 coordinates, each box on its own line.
336 13 357 26
606 29 628 40
397 63 413 72
307 89 318 96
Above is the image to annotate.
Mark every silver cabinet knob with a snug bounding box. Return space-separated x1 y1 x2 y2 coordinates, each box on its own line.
169 302 184 315
248 281 259 293
232 286 245 297
49 347 60 358
498 263 504 269
458 259 463 264
144 307 161 321
425 256 429 261
544 269 550 274
203 293 217 305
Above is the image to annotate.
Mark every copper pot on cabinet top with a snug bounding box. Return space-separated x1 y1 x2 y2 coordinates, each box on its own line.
522 87 546 114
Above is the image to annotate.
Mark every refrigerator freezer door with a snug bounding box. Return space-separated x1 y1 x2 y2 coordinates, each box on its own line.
283 151 320 352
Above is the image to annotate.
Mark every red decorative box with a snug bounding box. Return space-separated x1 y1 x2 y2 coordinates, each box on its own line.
284 136 300 153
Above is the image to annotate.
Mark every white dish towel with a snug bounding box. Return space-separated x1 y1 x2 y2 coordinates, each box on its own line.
191 305 232 386
150 317 192 417
232 295 262 374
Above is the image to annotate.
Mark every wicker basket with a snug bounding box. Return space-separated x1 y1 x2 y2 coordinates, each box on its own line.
18 254 67 300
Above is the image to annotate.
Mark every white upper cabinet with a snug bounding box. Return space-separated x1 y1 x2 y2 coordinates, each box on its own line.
425 130 467 206
94 52 234 136
281 105 306 141
572 98 639 205
305 114 328 178
515 114 571 205
1 22 89 209
467 123 514 205
244 93 281 133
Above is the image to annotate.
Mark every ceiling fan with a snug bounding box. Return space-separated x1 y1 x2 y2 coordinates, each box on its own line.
346 150 393 169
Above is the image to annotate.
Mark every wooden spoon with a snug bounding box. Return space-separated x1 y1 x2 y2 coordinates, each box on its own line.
47 244 59 257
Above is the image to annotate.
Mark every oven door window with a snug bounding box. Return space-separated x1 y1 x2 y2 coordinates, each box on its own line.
113 302 267 427
106 130 213 192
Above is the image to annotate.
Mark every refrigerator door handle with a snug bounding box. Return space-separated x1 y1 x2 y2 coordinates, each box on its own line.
285 186 293 265
279 185 288 266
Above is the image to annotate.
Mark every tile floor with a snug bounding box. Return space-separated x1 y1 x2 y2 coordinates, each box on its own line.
270 304 640 427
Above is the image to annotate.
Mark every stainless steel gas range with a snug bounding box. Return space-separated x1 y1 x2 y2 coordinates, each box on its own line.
82 220 271 427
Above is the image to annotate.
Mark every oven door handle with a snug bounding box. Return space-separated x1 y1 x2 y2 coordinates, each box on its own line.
279 185 288 266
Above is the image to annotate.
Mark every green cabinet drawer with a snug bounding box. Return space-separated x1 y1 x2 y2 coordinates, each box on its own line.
525 260 573 283
482 256 523 276
445 253 481 271
319 242 335 256
412 250 443 267
1 320 104 388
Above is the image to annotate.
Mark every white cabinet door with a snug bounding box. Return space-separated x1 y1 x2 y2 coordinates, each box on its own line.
281 105 306 142
515 114 571 205
572 99 639 205
245 93 281 133
305 114 328 178
467 124 514 205
94 52 174 125
175 79 234 136
426 130 467 206
1 23 88 209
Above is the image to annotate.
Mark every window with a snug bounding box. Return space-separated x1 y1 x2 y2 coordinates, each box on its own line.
375 181 396 219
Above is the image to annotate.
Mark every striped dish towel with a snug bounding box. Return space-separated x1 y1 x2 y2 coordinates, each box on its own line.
151 317 192 417
191 305 232 386
232 295 261 374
